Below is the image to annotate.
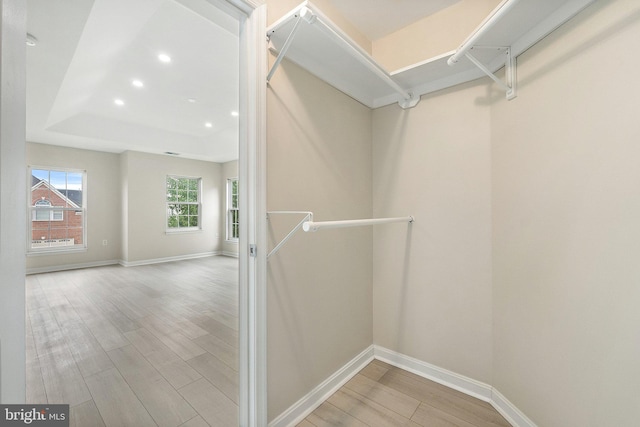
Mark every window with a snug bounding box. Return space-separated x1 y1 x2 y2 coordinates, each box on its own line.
166 176 201 231
227 178 239 241
32 199 63 221
29 168 86 252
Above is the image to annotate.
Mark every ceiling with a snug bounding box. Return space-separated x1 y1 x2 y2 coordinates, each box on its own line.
326 0 463 41
26 0 240 163
26 0 463 163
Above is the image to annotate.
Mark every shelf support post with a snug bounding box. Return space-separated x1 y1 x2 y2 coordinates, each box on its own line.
464 47 517 100
267 7 316 82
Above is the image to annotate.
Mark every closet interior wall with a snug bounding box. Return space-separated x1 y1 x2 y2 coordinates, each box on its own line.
266 57 374 419
372 79 493 384
491 1 640 425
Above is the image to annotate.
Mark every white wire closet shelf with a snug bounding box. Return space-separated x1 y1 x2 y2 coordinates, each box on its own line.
267 211 414 258
266 0 595 109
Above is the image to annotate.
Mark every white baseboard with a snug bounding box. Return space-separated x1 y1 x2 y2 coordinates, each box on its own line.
373 346 493 402
119 251 219 267
26 259 120 275
491 388 537 427
221 251 239 258
26 252 223 274
268 345 375 427
267 345 538 427
374 346 537 427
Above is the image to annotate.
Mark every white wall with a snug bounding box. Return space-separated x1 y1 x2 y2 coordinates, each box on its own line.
266 58 373 420
121 150 222 264
26 142 122 272
0 0 26 403
491 1 640 425
372 80 493 384
221 160 239 256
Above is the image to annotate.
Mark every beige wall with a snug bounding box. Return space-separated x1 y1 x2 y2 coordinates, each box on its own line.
266 58 373 420
221 160 239 256
491 1 640 425
372 80 493 383
372 0 500 71
121 151 222 264
26 142 122 271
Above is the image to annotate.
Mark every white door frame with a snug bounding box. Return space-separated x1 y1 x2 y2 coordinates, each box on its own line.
213 1 267 425
0 0 267 424
231 1 268 426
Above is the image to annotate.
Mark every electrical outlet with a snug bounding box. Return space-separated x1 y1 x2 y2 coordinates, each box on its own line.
102 240 108 246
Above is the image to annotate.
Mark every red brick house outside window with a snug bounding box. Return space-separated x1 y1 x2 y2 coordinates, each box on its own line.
29 168 86 251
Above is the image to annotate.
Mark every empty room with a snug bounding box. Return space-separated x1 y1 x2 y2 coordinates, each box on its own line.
21 0 243 425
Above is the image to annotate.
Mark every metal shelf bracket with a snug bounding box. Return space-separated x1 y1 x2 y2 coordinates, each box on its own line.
267 7 316 82
464 46 517 100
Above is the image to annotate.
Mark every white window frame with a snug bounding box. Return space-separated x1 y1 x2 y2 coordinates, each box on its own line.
227 177 239 242
27 166 87 255
166 175 202 233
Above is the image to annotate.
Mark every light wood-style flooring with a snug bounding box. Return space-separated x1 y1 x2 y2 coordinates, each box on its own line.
26 256 239 427
27 256 510 427
299 360 511 427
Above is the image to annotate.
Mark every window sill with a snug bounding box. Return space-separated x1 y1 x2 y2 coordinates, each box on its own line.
166 228 202 235
27 247 88 257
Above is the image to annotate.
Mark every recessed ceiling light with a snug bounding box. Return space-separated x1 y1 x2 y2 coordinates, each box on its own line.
205 122 213 128
231 111 239 117
187 98 197 103
132 79 144 88
158 53 171 63
114 99 125 106
26 33 38 47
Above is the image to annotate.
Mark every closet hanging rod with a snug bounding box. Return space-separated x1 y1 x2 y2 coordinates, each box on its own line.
447 0 523 66
267 212 413 258
303 216 414 233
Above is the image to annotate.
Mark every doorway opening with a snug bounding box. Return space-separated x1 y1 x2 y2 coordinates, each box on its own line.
19 0 266 424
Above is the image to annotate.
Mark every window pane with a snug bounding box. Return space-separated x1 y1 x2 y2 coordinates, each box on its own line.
187 190 198 202
188 204 198 216
50 170 66 189
178 179 188 190
189 216 198 227
66 172 83 207
168 215 178 228
34 207 49 221
179 216 189 227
